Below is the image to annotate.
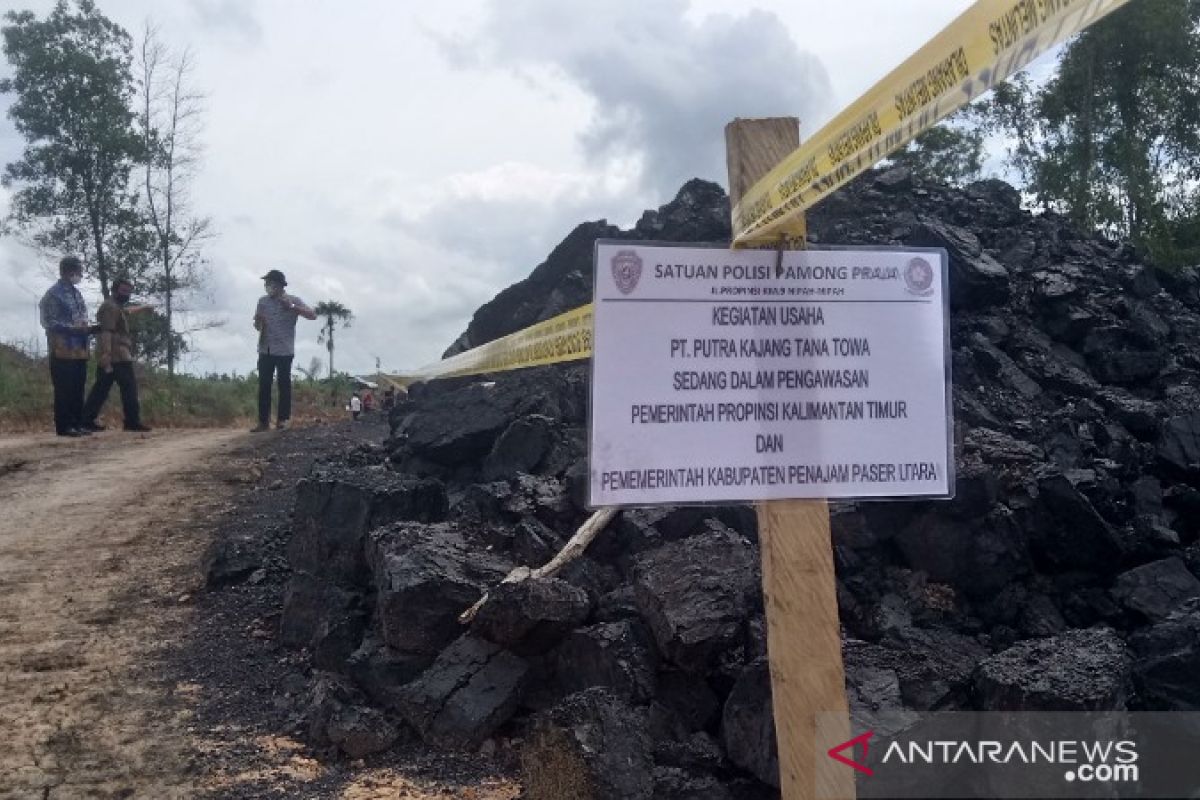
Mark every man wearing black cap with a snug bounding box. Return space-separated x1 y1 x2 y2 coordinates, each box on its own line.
252 269 315 432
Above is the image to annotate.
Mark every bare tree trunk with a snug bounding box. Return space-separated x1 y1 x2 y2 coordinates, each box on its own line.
328 329 335 379
139 24 213 374
88 201 111 298
165 281 175 377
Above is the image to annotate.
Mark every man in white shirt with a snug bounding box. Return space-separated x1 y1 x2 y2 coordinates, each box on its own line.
252 269 316 432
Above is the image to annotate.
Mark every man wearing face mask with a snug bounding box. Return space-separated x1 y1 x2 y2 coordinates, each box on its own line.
39 256 95 437
80 277 153 433
252 269 316 432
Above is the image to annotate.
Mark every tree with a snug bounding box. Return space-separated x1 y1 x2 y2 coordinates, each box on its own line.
297 356 322 382
315 301 353 379
127 307 187 368
1 0 145 297
887 118 985 186
980 0 1200 262
137 22 213 376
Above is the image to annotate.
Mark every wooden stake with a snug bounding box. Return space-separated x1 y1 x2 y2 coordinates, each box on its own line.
725 118 853 800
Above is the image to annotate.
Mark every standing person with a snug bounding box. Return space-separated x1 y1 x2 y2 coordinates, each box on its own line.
39 256 93 437
362 388 375 414
252 269 315 432
350 391 362 421
81 277 152 433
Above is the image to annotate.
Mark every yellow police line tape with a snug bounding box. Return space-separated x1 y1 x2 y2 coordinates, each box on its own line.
381 0 1130 387
381 303 595 387
731 0 1131 246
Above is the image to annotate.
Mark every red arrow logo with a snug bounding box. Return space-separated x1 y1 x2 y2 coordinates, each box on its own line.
827 730 875 776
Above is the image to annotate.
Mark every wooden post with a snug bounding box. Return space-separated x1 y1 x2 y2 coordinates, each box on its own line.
725 118 853 800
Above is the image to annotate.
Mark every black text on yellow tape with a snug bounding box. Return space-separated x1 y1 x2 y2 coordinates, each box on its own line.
732 0 1132 245
387 304 595 385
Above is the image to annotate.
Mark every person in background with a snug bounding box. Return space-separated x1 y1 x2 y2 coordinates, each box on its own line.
39 256 94 437
349 391 362 421
382 387 396 412
362 388 375 414
251 269 315 432
80 277 152 433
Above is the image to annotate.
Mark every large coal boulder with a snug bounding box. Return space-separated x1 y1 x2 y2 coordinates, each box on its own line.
721 659 778 788
908 218 1010 310
974 628 1131 710
345 633 434 708
521 688 654 800
290 465 448 588
893 508 1029 598
482 414 559 480
1030 474 1125 572
845 626 988 712
632 525 761 674
279 572 369 670
471 577 592 654
390 366 589 480
281 467 449 663
366 522 512 656
395 633 529 749
1112 557 1200 622
301 673 401 759
553 618 659 704
1130 599 1200 710
1157 412 1200 482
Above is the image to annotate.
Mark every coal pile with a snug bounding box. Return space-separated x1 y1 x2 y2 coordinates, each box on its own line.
279 168 1200 798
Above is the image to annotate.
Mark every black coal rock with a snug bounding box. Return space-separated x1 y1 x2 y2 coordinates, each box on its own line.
521 688 654 800
632 525 761 674
974 628 1130 710
394 633 529 749
471 577 592 654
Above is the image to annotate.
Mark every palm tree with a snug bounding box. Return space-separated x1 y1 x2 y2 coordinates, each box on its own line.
296 356 323 382
314 301 353 379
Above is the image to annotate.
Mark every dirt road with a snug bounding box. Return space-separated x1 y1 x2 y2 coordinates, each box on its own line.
0 428 521 800
0 429 242 799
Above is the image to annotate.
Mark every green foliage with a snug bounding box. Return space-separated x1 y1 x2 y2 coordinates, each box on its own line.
2 7 214 374
0 0 145 295
127 307 188 368
0 343 50 428
978 0 1200 265
314 300 353 335
314 300 353 379
887 115 985 186
296 356 323 382
0 340 346 430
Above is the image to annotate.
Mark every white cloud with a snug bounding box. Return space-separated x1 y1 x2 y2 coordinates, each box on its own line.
1 1 988 376
186 0 263 47
448 0 834 200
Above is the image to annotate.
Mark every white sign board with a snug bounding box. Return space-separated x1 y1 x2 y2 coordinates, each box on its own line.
589 242 953 507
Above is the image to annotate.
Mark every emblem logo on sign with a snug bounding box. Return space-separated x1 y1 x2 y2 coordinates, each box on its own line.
611 249 643 295
903 257 935 297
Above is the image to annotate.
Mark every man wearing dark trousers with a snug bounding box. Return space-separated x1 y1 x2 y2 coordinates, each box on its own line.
39 256 93 437
81 277 152 433
252 269 315 432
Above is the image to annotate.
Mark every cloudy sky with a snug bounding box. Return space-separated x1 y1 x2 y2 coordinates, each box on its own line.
0 0 975 377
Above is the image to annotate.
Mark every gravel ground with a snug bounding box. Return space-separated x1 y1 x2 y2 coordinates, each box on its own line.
155 416 521 799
